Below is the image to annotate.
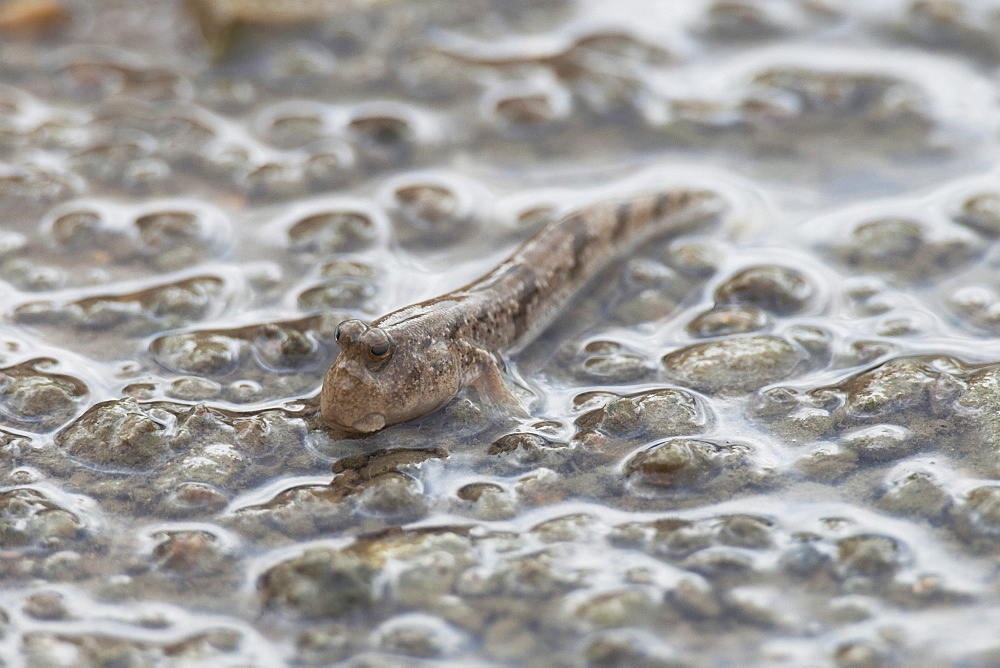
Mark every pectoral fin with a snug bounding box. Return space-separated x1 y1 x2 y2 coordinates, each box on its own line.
464 346 532 421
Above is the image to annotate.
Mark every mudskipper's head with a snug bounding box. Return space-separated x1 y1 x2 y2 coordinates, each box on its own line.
321 319 461 433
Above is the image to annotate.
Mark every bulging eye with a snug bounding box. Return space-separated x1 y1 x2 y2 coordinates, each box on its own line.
369 338 392 357
334 324 341 342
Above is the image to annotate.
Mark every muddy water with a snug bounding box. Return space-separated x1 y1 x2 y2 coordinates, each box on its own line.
2 0 1000 665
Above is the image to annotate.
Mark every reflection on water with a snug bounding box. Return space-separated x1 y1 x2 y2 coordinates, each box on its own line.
3 0 1000 664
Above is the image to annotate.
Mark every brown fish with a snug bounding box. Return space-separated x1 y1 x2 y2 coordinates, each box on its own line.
322 187 726 433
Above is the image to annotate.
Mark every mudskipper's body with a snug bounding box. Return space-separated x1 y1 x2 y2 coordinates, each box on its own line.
321 188 726 433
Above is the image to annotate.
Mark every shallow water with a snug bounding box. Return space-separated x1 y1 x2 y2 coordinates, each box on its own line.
3 0 1000 665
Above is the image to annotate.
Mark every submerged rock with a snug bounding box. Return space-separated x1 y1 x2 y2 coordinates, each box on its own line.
258 547 379 619
686 305 769 338
662 334 805 393
828 215 981 282
714 264 815 315
573 388 713 442
0 358 88 431
287 206 379 254
57 398 173 469
623 437 760 495
0 487 85 547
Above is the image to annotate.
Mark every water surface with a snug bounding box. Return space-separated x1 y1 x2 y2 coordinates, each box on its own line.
2 0 1000 665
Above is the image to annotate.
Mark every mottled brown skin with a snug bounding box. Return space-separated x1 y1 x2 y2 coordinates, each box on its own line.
321 188 726 433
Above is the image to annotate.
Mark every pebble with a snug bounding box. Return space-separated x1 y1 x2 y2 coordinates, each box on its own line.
574 388 713 442
372 613 467 659
287 208 379 254
0 358 87 430
152 332 243 376
830 216 981 282
258 547 378 619
839 424 915 462
0 488 85 547
662 334 804 393
878 462 952 520
57 398 173 469
686 305 769 338
714 264 815 314
623 437 758 494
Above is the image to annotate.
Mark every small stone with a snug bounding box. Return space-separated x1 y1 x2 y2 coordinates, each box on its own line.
298 277 375 311
287 209 377 254
487 431 568 468
833 639 888 668
682 546 755 579
837 355 961 419
514 467 567 506
38 550 83 580
662 335 803 393
668 575 722 618
574 388 712 441
687 305 769 338
725 586 783 628
623 438 755 493
57 399 172 469
570 588 657 630
150 530 223 573
158 442 246 488
857 219 924 264
956 485 1000 541
258 547 378 619
0 488 84 547
650 521 712 559
714 265 815 314
23 591 68 620
158 482 229 517
826 595 877 625
392 182 465 232
839 424 914 462
353 473 428 522
454 483 518 520
373 613 466 659
879 462 951 519
579 628 682 667
716 515 773 549
167 376 222 401
346 111 419 169
1 371 84 428
252 324 322 371
152 333 243 376
260 111 325 150
294 624 355 666
242 161 303 198
531 513 595 543
832 216 979 281
954 192 1000 237
575 340 653 383
780 534 830 576
795 444 859 482
488 86 570 130
836 534 907 578
483 616 537 662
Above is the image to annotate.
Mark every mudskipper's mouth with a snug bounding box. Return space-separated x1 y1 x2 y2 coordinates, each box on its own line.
350 413 386 432
326 413 387 434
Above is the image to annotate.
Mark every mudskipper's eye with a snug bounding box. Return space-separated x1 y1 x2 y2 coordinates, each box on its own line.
369 338 392 357
334 324 341 342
